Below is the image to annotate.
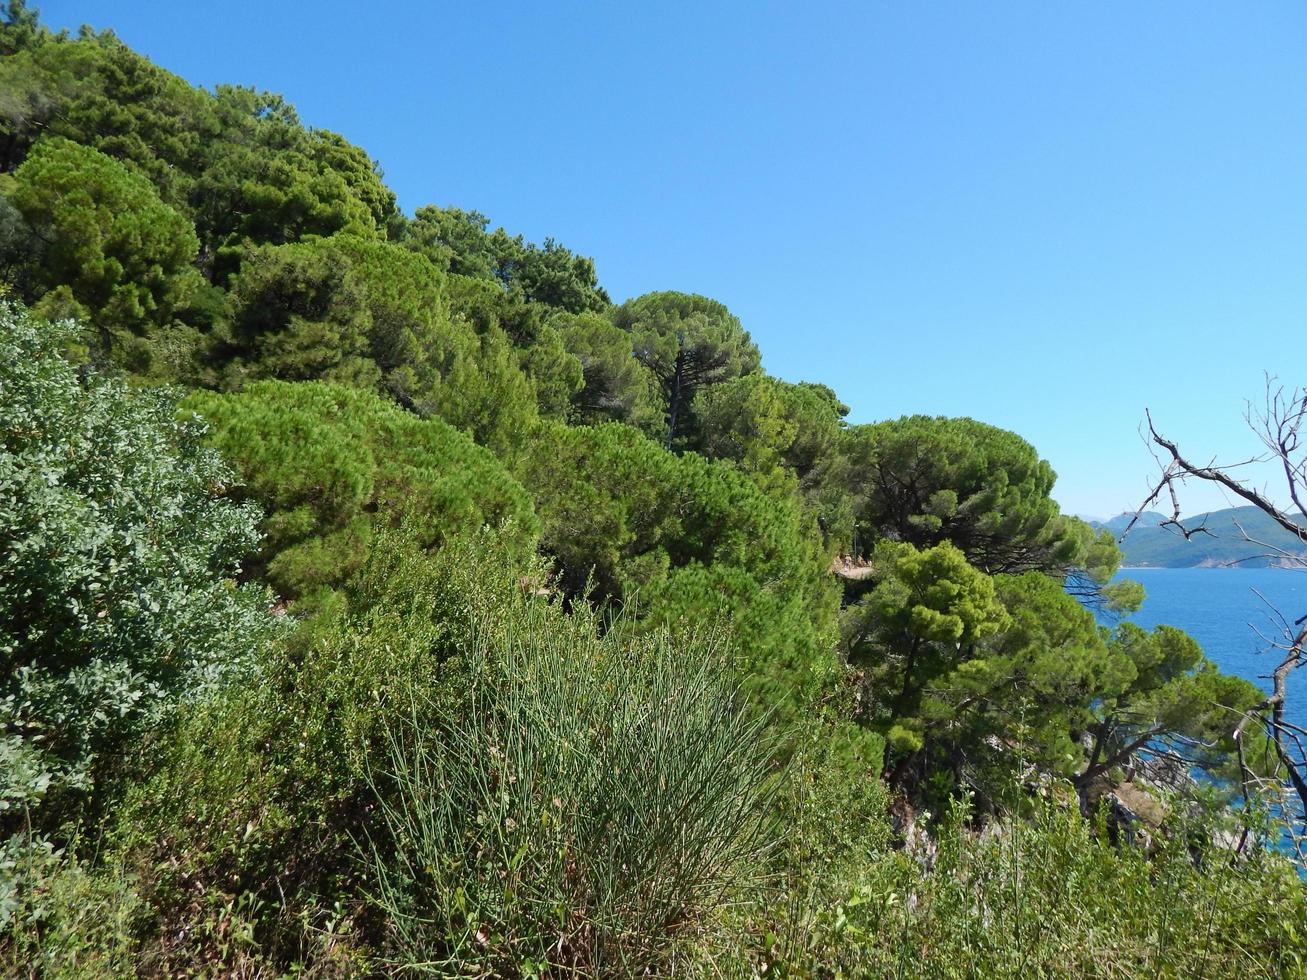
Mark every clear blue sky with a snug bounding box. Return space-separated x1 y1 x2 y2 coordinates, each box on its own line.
40 1 1307 518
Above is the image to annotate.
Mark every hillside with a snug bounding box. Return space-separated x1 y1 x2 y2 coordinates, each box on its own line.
1102 506 1307 568
1 4 1303 975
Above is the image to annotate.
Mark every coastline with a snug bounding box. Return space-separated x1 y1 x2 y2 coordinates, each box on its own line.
1119 563 1307 571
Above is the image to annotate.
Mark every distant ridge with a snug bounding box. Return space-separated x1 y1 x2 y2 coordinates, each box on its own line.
1096 506 1307 568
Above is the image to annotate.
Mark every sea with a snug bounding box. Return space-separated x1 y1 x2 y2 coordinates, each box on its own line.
1109 567 1307 736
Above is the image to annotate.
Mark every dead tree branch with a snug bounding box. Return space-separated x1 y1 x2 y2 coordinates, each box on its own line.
1135 386 1307 840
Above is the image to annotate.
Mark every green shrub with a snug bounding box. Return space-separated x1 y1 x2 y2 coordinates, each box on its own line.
0 305 278 834
695 373 844 483
0 835 141 977
550 309 662 431
6 136 203 368
112 525 782 976
207 236 543 452
108 529 537 973
366 605 780 977
744 789 1307 979
636 561 842 722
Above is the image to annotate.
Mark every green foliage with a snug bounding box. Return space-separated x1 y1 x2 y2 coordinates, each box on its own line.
107 530 533 974
200 120 391 277
697 373 844 481
110 530 778 976
515 321 584 419
427 274 580 423
6 136 202 368
209 236 379 386
506 236 610 313
448 327 549 453
517 420 680 597
518 420 839 718
0 306 277 833
0 1 40 58
522 421 794 598
367 607 778 977
210 236 540 451
403 204 500 280
970 574 1126 765
1077 622 1272 791
898 570 1132 803
0 23 393 285
0 15 1301 974
185 85 391 283
637 562 840 718
183 380 538 603
844 541 1266 805
304 130 399 236
552 309 663 431
0 25 213 203
841 414 1115 580
745 790 1307 979
0 835 142 975
404 204 609 313
441 268 545 343
694 372 851 539
613 290 762 447
842 541 1010 758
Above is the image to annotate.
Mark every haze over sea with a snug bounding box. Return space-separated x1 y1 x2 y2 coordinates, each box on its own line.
1112 568 1307 735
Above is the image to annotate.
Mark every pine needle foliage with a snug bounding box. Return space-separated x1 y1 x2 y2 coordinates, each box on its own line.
184 379 538 604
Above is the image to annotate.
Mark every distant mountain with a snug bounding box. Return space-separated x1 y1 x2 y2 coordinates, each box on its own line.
1101 512 1160 535
1095 506 1307 568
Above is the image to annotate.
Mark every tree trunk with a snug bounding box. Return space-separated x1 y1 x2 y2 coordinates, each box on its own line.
664 339 687 450
887 636 922 724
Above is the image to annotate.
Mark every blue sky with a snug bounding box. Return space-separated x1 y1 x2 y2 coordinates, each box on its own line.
40 1 1307 518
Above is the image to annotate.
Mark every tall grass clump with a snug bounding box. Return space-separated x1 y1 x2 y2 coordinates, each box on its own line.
365 605 780 977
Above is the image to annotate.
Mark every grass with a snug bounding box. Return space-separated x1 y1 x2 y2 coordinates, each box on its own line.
363 602 781 977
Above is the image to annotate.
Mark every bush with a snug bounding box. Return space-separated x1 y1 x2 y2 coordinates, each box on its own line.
0 304 278 834
111 525 780 976
366 605 780 977
0 835 141 977
208 236 542 452
6 136 203 369
107 529 539 974
743 789 1307 979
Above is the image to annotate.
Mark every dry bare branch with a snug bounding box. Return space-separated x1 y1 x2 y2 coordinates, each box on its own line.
1139 386 1307 837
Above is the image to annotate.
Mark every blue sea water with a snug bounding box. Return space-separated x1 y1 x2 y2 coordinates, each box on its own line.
1110 568 1307 736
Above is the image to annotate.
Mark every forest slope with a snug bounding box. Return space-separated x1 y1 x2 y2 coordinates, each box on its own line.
1 4 1302 975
